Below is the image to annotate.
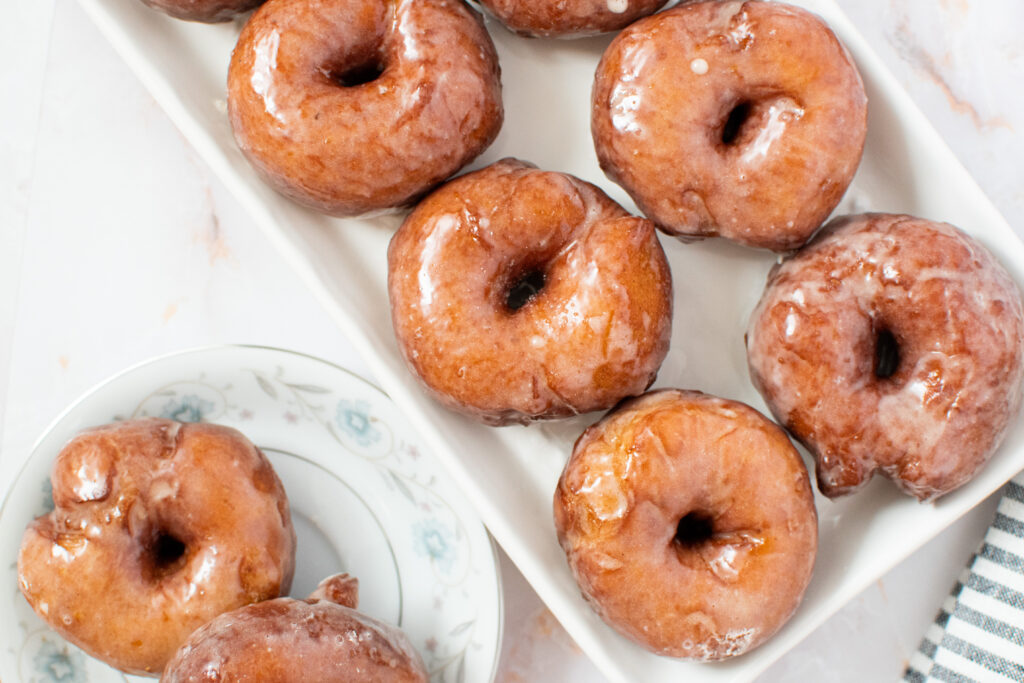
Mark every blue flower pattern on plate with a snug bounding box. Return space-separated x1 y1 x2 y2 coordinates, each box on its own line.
336 400 381 448
31 638 86 683
413 519 457 574
159 394 214 422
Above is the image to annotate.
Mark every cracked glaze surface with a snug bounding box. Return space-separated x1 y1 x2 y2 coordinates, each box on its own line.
227 0 502 216
592 0 867 251
477 0 667 37
747 214 1024 500
387 159 672 426
17 419 296 676
162 573 428 682
554 390 817 660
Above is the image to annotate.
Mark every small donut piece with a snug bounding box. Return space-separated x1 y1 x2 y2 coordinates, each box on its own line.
139 0 260 23
477 0 667 37
554 390 817 660
228 0 503 216
18 419 296 675
387 158 673 425
592 0 867 251
162 573 429 683
307 570 360 608
747 214 1024 500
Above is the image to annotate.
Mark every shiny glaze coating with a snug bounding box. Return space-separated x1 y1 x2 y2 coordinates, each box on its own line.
554 390 817 659
477 0 667 37
140 0 261 23
162 573 428 682
228 0 503 216
18 419 296 675
747 214 1024 500
387 158 673 425
592 0 867 251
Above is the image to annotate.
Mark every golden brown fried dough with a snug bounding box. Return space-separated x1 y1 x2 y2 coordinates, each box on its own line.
140 0 262 23
228 0 503 216
478 0 667 37
18 418 295 675
748 213 1024 500
388 158 673 425
592 0 867 250
555 390 817 659
162 573 428 683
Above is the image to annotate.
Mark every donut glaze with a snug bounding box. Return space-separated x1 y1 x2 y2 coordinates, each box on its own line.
554 390 817 659
477 0 667 37
387 158 673 425
18 419 296 675
228 0 503 216
162 573 428 682
747 214 1024 500
140 0 260 23
592 0 867 251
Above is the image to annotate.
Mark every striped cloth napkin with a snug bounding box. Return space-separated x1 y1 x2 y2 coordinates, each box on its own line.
905 474 1024 682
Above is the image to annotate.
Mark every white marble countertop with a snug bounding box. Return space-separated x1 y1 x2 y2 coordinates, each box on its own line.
2 0 1023 680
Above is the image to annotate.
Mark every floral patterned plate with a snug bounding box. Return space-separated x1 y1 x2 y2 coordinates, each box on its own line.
0 345 502 683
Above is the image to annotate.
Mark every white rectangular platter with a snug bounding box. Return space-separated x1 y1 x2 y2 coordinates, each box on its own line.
75 0 1024 680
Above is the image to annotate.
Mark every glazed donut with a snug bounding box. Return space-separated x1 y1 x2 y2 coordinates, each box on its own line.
162 573 429 682
554 390 817 660
228 0 503 216
139 0 260 23
592 0 867 251
747 214 1024 500
387 158 673 425
18 418 296 675
477 0 667 37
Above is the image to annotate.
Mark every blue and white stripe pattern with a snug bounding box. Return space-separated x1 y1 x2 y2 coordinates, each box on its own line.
906 475 1024 682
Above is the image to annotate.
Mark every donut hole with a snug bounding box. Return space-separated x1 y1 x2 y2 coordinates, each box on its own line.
144 530 188 578
505 269 546 311
323 51 386 88
326 61 385 88
874 328 901 379
721 101 753 146
673 512 715 549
